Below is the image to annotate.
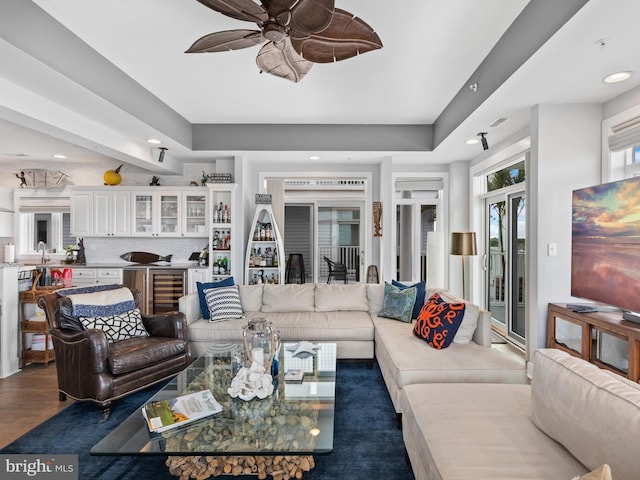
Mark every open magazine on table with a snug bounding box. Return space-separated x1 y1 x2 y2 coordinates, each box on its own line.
142 389 222 433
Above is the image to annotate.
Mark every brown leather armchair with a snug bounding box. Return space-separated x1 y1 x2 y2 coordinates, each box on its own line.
38 288 192 420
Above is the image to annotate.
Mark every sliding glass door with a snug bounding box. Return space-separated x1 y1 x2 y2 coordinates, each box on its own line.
485 192 526 346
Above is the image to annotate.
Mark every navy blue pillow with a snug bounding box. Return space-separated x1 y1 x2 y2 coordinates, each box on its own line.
392 280 426 320
197 277 235 319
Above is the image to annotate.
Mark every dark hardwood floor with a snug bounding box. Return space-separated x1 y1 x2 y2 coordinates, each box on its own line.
0 362 71 449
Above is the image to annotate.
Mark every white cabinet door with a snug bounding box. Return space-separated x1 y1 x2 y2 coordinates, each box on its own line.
182 192 208 237
70 190 93 237
94 190 130 237
187 268 209 294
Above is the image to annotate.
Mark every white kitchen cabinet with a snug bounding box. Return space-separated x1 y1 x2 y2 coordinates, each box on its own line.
94 190 130 237
182 192 208 237
71 268 122 287
0 265 20 378
70 189 93 236
187 268 209 294
131 189 208 237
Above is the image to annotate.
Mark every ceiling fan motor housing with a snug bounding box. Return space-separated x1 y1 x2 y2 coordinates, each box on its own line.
263 22 287 42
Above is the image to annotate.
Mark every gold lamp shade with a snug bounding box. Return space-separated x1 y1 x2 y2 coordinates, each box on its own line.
450 232 477 256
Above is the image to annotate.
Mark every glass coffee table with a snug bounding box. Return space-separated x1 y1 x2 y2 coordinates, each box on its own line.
91 342 337 479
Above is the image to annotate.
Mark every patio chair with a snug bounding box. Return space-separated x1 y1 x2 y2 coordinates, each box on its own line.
323 256 348 284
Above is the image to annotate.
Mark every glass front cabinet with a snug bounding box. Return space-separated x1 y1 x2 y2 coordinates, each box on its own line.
131 188 208 237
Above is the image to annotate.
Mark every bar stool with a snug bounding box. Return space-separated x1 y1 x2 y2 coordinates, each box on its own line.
366 265 379 283
285 254 306 284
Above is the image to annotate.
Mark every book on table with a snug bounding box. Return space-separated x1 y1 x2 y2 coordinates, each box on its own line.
142 389 222 433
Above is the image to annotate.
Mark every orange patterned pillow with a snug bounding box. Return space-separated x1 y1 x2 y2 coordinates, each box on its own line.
413 293 466 349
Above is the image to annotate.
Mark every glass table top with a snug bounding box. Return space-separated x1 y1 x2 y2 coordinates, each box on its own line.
91 342 337 456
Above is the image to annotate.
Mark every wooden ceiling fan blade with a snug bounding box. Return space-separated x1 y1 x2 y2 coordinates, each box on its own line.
289 0 334 35
186 30 264 53
256 39 313 83
196 0 268 24
291 8 382 63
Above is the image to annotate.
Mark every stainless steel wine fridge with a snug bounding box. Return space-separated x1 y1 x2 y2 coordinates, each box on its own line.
123 268 187 315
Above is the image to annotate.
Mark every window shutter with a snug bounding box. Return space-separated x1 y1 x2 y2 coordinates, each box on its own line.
609 116 640 152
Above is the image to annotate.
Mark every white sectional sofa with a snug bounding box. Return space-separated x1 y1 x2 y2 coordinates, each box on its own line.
400 348 640 480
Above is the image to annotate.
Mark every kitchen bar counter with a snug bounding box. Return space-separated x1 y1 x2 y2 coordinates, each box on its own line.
21 262 204 270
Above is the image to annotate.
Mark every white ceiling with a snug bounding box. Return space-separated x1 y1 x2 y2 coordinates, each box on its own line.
1 0 640 173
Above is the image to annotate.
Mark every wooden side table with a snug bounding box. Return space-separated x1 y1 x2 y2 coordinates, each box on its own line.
547 303 640 382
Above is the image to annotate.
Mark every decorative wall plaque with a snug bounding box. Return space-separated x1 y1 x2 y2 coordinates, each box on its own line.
255 194 272 204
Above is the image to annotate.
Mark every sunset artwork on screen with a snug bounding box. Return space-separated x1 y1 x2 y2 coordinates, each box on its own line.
571 176 640 314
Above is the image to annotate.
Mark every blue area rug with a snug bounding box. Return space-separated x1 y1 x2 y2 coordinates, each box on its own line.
2 361 414 480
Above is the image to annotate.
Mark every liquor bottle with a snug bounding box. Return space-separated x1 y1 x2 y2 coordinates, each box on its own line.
270 273 276 284
224 230 231 250
222 256 229 274
248 248 255 268
223 205 229 223
273 250 278 267
213 203 219 223
212 231 219 250
218 202 224 222
260 223 266 241
218 255 226 275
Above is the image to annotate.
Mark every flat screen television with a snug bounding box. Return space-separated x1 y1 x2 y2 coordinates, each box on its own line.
571 176 640 322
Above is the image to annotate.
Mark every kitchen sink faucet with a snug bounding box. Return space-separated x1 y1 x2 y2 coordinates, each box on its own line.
38 241 49 264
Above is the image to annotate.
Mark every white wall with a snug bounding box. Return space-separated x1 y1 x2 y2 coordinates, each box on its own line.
528 104 602 355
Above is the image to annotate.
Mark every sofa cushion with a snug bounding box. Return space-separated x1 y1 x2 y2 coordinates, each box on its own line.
204 285 244 322
379 282 416 323
262 284 315 312
373 315 527 412
197 277 235 319
399 383 588 480
532 348 640 480
109 336 187 375
315 283 368 311
79 308 148 343
366 283 384 313
392 280 426 319
239 284 263 312
413 293 465 349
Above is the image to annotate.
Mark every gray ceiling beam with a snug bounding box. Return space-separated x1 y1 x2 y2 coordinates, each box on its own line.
0 0 192 148
192 124 433 152
433 0 590 148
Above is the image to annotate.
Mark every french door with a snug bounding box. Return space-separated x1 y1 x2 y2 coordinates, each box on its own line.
284 202 365 283
485 191 526 346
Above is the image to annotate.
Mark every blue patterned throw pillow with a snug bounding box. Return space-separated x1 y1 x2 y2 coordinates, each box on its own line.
392 279 426 319
379 282 417 323
79 308 149 343
204 285 244 323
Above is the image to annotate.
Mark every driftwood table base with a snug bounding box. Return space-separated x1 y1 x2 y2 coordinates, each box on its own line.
166 454 315 480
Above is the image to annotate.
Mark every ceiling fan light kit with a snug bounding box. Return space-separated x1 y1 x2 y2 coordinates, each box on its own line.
187 0 383 82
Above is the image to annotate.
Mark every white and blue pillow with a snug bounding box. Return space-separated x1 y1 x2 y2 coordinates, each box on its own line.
197 277 235 319
204 285 244 322
79 308 149 343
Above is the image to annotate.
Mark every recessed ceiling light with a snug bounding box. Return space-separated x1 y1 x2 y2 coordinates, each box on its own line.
309 155 320 160
603 71 632 83
465 139 479 145
53 154 67 159
147 138 162 144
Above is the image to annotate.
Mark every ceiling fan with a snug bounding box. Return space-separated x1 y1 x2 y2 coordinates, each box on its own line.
186 0 383 82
